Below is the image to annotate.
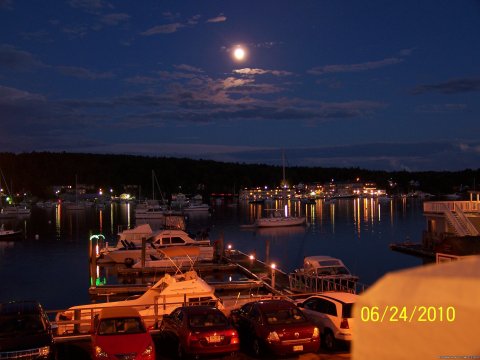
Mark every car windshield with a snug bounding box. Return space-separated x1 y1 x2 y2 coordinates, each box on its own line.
98 317 145 335
188 312 228 328
0 314 47 336
265 307 306 325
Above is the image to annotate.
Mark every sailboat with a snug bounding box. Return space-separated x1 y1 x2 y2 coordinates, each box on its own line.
255 151 306 228
135 170 169 219
64 175 85 211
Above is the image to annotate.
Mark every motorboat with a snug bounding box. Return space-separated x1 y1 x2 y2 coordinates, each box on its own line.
255 207 306 228
132 246 203 269
98 225 214 265
55 270 222 334
0 224 22 240
0 205 31 218
135 200 168 219
288 256 360 293
183 203 210 212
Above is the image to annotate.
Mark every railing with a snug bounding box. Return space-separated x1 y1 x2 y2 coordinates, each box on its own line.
424 201 480 213
49 297 221 337
288 272 367 294
442 204 469 236
454 204 480 236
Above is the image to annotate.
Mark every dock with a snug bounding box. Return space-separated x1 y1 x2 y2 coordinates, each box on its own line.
389 242 436 259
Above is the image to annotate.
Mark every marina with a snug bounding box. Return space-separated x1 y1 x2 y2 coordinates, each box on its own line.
0 196 429 359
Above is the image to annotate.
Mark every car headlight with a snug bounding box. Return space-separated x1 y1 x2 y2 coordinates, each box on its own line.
94 346 109 359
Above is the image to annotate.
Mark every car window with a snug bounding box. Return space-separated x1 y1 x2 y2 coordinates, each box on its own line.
239 303 252 316
188 312 227 328
248 306 262 323
342 303 353 318
303 298 318 311
265 307 306 325
317 299 337 317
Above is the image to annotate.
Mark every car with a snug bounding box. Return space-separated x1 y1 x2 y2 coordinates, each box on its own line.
91 306 155 360
0 300 56 359
296 291 358 351
159 305 240 359
230 299 320 357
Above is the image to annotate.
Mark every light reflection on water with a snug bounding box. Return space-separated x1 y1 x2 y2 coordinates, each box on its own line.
0 198 425 310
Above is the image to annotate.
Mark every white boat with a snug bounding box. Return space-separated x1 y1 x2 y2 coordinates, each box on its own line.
0 224 22 240
55 270 222 334
135 200 168 219
98 226 214 264
183 203 210 212
255 206 306 228
288 256 360 293
0 205 31 218
132 246 202 269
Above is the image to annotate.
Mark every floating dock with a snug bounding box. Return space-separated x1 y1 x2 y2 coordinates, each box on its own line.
389 242 435 259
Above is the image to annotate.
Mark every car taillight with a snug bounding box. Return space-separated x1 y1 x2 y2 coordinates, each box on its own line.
230 330 239 344
187 331 200 344
266 331 280 343
340 318 349 329
94 346 108 359
312 327 320 339
141 344 154 359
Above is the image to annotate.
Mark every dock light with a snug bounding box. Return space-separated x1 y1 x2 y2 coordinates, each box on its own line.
271 263 276 288
227 244 232 250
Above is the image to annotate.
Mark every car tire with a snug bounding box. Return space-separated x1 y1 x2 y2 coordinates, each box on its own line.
252 338 263 358
323 329 336 351
177 342 184 359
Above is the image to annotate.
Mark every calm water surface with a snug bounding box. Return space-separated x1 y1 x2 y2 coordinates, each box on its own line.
0 198 425 311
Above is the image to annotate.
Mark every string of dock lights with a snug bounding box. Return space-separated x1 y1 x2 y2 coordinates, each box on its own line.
226 244 277 289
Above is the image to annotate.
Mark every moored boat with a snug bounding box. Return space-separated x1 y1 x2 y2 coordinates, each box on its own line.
0 224 22 240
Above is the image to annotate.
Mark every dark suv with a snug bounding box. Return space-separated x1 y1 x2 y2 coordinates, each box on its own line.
0 300 55 359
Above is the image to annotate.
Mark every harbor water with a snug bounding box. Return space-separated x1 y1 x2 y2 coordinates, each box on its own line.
0 197 425 311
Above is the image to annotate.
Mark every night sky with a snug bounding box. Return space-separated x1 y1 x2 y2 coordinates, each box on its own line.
1 0 479 171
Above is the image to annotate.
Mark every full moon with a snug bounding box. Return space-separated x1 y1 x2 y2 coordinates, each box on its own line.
233 47 246 61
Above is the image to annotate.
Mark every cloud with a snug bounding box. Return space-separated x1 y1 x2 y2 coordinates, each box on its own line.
174 64 204 73
0 85 45 103
233 68 293 76
141 23 184 35
416 103 467 113
68 0 113 12
100 13 130 26
308 57 404 75
207 14 227 23
0 0 12 10
57 65 115 79
0 44 45 70
411 77 480 95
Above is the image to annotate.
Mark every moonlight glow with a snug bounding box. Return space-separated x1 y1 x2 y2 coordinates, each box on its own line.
233 47 246 61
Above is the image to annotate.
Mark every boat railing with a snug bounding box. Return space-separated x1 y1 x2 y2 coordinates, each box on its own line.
288 271 367 294
49 297 222 337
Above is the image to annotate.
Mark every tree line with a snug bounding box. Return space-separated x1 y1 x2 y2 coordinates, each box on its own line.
0 152 478 199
